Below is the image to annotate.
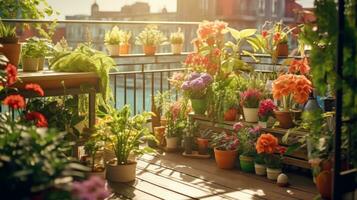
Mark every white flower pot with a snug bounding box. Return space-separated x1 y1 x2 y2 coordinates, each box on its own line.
166 137 179 149
106 161 137 182
254 163 267 176
171 43 183 54
266 168 282 180
243 107 259 123
104 148 136 164
258 121 267 128
106 44 120 56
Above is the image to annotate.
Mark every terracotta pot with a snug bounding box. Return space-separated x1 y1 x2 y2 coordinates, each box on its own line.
276 43 288 57
119 43 130 55
106 161 137 182
197 138 209 155
143 45 156 55
214 148 238 169
22 57 39 72
171 43 183 54
291 109 302 121
316 170 332 199
0 43 21 65
224 108 237 121
38 57 45 71
243 107 259 123
254 163 267 176
154 126 166 146
266 168 282 180
165 136 179 149
191 98 208 115
239 155 254 173
274 110 294 129
106 44 120 56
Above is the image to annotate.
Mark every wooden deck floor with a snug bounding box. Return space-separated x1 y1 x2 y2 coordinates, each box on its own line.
108 153 317 200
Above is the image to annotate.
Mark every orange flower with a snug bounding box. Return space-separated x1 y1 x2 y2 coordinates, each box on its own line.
288 58 310 75
256 133 279 154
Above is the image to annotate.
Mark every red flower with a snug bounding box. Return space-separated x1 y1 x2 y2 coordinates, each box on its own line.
3 94 26 109
262 30 268 38
25 83 44 96
275 145 287 155
25 111 48 127
212 48 221 57
5 63 17 86
273 32 281 42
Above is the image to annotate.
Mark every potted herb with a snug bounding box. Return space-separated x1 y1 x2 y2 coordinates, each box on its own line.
254 154 267 176
183 120 197 154
258 99 277 128
119 30 132 55
135 25 167 55
21 39 41 72
0 21 21 66
272 74 312 128
211 131 239 169
84 134 105 177
24 37 53 71
240 88 262 123
170 28 184 54
181 72 213 115
104 105 154 182
197 129 213 155
256 133 286 180
234 122 261 173
104 26 121 56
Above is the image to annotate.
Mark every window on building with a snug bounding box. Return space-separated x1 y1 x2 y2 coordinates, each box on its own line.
258 0 265 15
272 0 278 16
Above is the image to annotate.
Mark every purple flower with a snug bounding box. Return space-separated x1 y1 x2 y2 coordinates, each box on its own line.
188 72 201 81
181 81 191 90
233 122 244 131
190 78 205 90
249 125 261 135
201 73 213 84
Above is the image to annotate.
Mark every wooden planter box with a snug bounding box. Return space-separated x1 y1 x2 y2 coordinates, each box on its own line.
190 114 310 169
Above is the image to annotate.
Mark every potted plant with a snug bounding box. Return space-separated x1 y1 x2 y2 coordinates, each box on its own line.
181 72 213 115
104 26 121 56
21 39 41 72
197 129 213 155
254 154 267 176
258 99 277 128
211 131 239 169
119 30 132 55
170 28 184 54
183 121 197 154
153 90 171 129
0 21 21 66
272 74 312 128
234 122 261 173
104 105 155 182
240 88 262 123
256 133 286 180
83 134 105 177
135 25 167 55
25 37 53 71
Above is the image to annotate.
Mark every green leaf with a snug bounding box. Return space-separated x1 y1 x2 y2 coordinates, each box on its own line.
228 27 241 41
238 29 257 38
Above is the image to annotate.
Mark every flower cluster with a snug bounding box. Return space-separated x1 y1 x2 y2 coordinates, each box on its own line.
233 122 261 156
184 53 218 74
211 132 239 151
72 176 111 200
25 111 48 127
288 57 310 75
272 74 312 105
181 72 213 98
169 100 191 121
256 133 286 155
196 20 228 45
168 72 186 90
258 99 277 121
240 88 262 108
2 63 18 86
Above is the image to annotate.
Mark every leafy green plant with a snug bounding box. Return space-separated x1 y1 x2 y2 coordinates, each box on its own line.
164 98 190 138
22 37 53 58
135 25 168 46
235 123 260 156
170 28 184 44
120 31 132 44
104 26 121 45
104 105 155 165
84 134 103 172
0 21 17 43
153 90 172 116
211 131 239 151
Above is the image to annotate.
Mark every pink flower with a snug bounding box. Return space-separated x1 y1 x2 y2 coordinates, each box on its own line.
258 99 277 120
233 122 244 131
240 89 262 108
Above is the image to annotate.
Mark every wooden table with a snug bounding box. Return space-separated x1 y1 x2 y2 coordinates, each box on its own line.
15 70 100 129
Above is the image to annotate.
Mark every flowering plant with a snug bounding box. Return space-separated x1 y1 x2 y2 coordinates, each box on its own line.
256 133 287 169
258 99 277 121
183 53 218 74
240 88 262 108
168 72 186 90
165 98 191 138
233 122 261 156
211 131 239 151
170 28 184 44
261 21 294 45
288 57 310 75
181 72 213 99
272 74 312 111
135 25 167 46
104 26 121 45
196 20 228 46
72 176 111 200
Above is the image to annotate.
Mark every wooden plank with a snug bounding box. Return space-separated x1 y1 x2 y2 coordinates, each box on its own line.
108 181 162 200
139 153 317 200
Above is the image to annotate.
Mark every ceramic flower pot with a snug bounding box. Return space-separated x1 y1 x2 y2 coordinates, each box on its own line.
239 155 255 173
166 136 179 149
0 43 21 65
38 57 45 71
191 98 208 115
197 137 209 155
184 136 193 154
276 43 288 57
254 163 267 176
171 43 183 54
224 108 238 121
274 110 294 129
266 168 282 180
214 148 238 169
315 170 332 199
243 107 259 123
22 57 39 72
106 44 120 56
106 161 137 182
119 43 130 55
143 45 156 55
154 126 166 146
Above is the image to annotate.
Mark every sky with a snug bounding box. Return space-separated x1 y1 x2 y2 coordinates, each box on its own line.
47 0 314 19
